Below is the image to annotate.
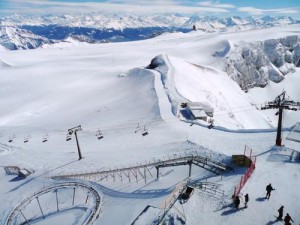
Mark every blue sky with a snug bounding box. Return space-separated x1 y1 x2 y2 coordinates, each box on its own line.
1 0 299 18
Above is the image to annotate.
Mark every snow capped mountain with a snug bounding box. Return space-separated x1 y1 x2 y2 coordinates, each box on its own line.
260 15 296 26
1 13 298 30
0 14 299 51
0 13 189 29
0 26 52 50
183 15 298 33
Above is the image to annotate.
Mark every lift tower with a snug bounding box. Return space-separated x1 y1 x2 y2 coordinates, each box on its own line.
67 125 83 160
261 91 300 146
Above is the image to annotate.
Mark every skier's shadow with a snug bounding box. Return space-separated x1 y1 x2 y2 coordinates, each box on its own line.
266 219 278 225
256 197 267 202
221 208 241 216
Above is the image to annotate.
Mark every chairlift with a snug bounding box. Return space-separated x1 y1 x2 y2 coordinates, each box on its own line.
24 134 31 143
8 134 15 142
66 134 72 141
142 126 148 136
42 133 48 143
96 130 104 140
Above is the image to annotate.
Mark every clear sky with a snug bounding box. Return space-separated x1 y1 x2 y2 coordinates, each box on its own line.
1 0 299 18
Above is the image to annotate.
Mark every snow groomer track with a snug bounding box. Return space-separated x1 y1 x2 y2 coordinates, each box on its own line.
5 182 102 225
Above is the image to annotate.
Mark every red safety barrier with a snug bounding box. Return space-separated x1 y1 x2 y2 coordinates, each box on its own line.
234 146 256 197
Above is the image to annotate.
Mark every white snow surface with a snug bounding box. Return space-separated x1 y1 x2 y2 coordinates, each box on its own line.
0 25 300 225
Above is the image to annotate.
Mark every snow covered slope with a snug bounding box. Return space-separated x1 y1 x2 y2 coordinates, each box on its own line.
0 26 52 50
0 24 300 225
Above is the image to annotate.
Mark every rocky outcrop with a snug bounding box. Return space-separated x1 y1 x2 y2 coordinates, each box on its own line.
223 35 299 91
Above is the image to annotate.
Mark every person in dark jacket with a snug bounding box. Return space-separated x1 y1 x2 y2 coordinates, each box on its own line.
244 194 249 208
266 183 275 199
284 213 294 225
277 206 284 220
234 196 240 209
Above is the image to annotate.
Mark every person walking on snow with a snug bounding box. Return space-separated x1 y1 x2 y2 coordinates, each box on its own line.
284 213 294 225
234 196 240 209
244 194 249 208
277 206 284 220
266 183 275 199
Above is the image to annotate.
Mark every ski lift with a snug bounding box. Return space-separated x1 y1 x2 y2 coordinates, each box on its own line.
24 134 31 143
66 133 72 141
96 129 104 140
134 123 140 133
42 133 48 143
8 134 16 143
142 126 148 136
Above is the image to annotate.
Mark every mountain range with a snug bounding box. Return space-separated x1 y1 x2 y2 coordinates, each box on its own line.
0 14 299 50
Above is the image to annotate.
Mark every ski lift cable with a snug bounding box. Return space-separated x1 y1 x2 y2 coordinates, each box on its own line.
213 108 257 117
0 101 270 138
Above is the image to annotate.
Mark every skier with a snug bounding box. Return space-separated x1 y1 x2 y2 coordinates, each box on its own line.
284 213 294 225
234 196 240 209
244 193 249 208
277 206 284 220
266 183 275 199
